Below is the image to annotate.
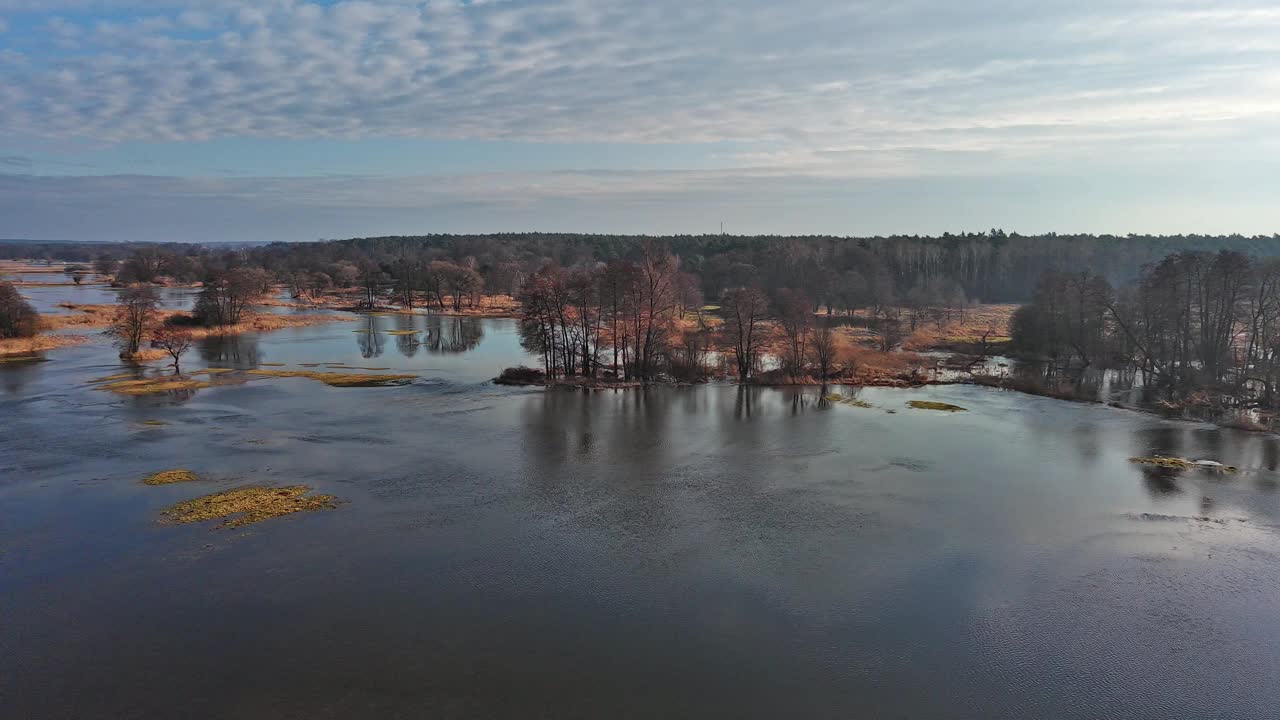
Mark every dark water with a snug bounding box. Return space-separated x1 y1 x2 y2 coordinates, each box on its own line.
4 314 1280 719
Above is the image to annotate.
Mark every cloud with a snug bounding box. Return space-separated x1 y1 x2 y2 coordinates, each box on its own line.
0 0 1276 176
1 1 1277 240
0 154 32 169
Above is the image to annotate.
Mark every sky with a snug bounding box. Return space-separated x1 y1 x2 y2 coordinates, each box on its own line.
1 0 1278 242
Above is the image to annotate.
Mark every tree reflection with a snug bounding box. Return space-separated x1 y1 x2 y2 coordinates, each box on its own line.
356 317 384 359
395 332 419 358
422 316 484 354
198 333 261 369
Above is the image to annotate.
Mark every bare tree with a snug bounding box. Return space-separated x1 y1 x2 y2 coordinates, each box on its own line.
809 323 837 380
107 286 159 357
721 286 770 381
152 326 194 372
776 288 812 378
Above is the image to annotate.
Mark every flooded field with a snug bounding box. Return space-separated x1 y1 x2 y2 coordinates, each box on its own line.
4 297 1280 718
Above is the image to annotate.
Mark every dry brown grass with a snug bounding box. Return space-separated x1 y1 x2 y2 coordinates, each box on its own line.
119 348 168 362
161 485 338 528
437 294 521 317
179 312 353 339
141 469 200 485
97 375 226 395
0 333 91 356
901 304 1017 351
41 305 352 337
245 369 416 387
0 261 80 274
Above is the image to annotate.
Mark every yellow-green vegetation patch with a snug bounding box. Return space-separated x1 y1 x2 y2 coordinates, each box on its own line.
190 367 236 375
161 485 337 528
907 400 968 412
0 355 50 364
246 369 416 387
259 362 287 367
299 363 322 367
92 372 138 382
100 376 219 395
826 394 872 408
140 419 167 427
142 469 200 485
1129 456 1238 472
386 330 420 336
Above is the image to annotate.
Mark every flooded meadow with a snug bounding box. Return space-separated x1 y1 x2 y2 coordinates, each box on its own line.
4 296 1280 718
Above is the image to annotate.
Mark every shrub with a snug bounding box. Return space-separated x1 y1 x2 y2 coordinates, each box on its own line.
0 281 39 339
495 366 546 385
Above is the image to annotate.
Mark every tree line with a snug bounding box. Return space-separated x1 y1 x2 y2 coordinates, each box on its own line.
5 232 1280 306
1012 250 1280 412
511 242 848 383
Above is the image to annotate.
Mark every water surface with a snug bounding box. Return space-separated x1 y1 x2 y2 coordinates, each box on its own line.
3 309 1280 719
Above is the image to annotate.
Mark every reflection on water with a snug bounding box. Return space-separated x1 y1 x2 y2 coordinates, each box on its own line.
352 314 485 358
4 311 1280 718
199 332 262 369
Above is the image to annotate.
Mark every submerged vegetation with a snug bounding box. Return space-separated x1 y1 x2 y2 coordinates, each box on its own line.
160 486 338 528
1129 456 1239 472
245 369 416 387
907 400 968 412
0 354 50 364
826 394 872 408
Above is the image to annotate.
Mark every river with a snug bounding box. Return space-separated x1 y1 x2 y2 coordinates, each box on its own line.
3 305 1280 718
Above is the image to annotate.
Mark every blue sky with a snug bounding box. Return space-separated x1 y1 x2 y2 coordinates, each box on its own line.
1 0 1278 242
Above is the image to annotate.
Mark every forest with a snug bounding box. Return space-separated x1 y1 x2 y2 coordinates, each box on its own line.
4 232 1279 305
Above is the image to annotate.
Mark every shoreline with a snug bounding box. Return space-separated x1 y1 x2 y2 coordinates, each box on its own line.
495 370 1279 435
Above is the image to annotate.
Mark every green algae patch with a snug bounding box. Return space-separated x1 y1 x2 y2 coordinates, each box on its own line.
246 369 416 387
161 485 338 528
907 400 968 412
259 362 287 367
140 419 167 427
142 469 200 485
386 330 420 336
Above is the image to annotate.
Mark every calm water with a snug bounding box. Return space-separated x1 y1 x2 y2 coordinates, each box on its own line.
2 272 201 313
4 309 1280 718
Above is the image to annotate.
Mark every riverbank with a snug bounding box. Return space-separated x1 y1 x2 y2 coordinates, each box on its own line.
0 334 93 357
260 291 522 318
2 305 355 359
